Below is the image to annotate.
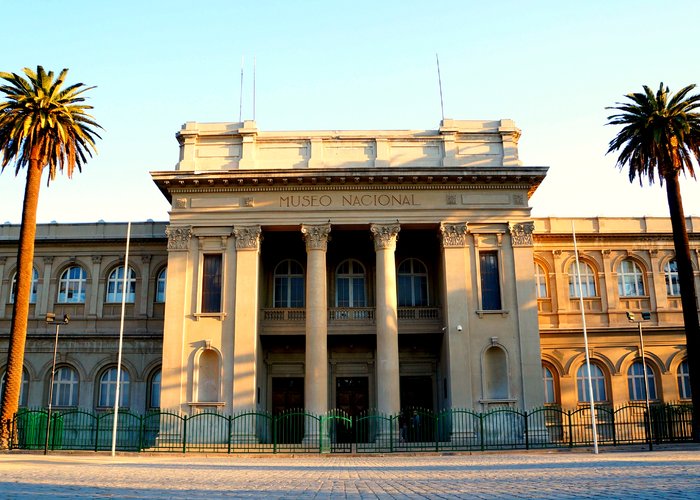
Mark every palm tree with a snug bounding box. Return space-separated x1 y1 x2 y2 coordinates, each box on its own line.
0 66 101 448
607 83 700 441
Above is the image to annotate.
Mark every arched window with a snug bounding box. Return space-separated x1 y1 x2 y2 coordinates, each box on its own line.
397 258 428 307
273 260 304 308
156 267 167 303
618 259 645 297
577 363 608 403
483 346 508 399
665 260 680 296
678 360 691 400
534 263 548 299
336 259 366 307
542 364 558 404
51 366 79 407
568 261 597 298
627 361 657 401
98 367 130 408
1 368 29 407
149 368 161 409
106 265 136 303
10 268 39 304
57 265 87 303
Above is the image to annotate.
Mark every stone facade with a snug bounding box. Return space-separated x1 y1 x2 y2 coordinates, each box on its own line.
0 120 697 418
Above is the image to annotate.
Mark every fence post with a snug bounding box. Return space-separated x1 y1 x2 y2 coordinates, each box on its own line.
567 410 573 448
138 414 145 452
182 414 187 454
94 414 100 452
524 410 530 450
227 414 233 454
434 412 439 452
480 413 485 452
611 407 617 446
273 414 277 454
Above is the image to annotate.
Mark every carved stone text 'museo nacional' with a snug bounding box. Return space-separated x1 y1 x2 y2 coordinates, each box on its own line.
301 223 331 251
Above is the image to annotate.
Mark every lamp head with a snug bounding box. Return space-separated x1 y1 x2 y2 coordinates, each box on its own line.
63 314 70 324
46 312 55 323
626 312 635 322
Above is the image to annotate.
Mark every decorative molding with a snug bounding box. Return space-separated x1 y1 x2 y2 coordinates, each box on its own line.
233 225 262 250
141 254 152 264
509 222 534 247
174 198 188 209
301 223 331 251
242 197 254 207
91 255 102 264
446 194 457 205
370 222 400 251
165 225 192 251
439 222 469 248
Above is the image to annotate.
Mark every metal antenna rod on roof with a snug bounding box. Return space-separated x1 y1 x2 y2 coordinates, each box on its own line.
239 56 244 122
253 56 256 122
436 53 445 121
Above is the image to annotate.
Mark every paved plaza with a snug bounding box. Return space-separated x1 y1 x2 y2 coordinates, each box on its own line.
0 447 699 499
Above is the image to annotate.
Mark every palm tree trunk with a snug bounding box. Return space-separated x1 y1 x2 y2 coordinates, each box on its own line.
0 155 42 449
665 172 700 442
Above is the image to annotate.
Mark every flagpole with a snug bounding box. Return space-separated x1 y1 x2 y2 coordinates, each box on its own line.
111 221 131 457
573 220 599 454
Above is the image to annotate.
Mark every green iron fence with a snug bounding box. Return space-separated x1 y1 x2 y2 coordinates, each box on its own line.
10 403 693 453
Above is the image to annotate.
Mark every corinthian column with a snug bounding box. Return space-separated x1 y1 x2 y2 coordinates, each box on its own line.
371 222 401 416
301 223 331 419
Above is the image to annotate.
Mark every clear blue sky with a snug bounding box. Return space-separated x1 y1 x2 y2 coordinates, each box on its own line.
2 0 700 223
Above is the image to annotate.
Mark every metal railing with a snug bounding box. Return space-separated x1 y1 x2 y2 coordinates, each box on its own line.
9 403 693 453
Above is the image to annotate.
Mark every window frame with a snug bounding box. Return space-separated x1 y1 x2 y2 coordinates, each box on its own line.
148 368 162 409
273 259 305 308
534 262 549 299
51 365 79 407
576 362 609 403
97 366 130 409
10 268 39 304
664 259 680 297
542 363 559 405
335 259 367 307
156 267 167 303
478 251 502 311
568 260 597 298
397 258 429 307
627 360 658 401
57 265 88 304
200 253 223 314
105 265 137 304
678 359 691 400
618 258 646 298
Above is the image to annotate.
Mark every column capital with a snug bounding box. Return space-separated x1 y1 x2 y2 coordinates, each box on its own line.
370 222 400 251
509 221 534 247
439 222 469 248
301 223 331 251
233 225 262 251
165 225 192 251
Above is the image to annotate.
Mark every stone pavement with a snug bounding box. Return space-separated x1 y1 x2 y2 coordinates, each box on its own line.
0 447 699 499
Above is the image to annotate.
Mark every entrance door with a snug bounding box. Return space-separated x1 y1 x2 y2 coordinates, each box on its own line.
400 376 435 442
335 377 369 443
271 377 304 443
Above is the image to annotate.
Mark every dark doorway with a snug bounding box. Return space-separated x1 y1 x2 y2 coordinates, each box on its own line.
271 377 304 443
335 377 369 443
400 375 435 443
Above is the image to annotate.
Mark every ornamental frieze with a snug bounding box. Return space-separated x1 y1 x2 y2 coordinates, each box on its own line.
509 222 535 247
165 226 192 251
370 222 401 251
233 225 262 250
301 223 331 251
440 222 469 248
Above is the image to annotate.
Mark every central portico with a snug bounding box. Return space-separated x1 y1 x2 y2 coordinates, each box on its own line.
152 119 548 423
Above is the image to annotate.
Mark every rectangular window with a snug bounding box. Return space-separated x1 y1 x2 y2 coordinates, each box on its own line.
480 252 502 310
201 254 222 313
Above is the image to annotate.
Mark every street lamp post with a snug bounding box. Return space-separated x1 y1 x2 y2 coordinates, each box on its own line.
44 313 69 455
627 311 653 451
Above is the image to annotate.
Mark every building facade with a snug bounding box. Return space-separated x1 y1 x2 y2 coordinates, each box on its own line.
0 120 697 421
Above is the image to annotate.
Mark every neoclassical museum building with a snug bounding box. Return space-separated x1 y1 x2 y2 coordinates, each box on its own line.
0 119 696 419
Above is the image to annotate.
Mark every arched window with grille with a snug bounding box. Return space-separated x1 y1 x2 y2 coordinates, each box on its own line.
568 261 597 298
618 259 645 297
664 260 680 296
273 260 304 308
57 265 87 303
577 362 608 403
98 366 130 408
397 258 428 307
149 368 161 409
10 268 39 304
106 265 136 303
156 267 167 303
336 259 366 307
534 263 548 299
51 366 79 407
678 359 691 400
627 361 658 401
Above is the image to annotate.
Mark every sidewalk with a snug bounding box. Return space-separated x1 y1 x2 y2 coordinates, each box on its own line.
1 447 699 498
